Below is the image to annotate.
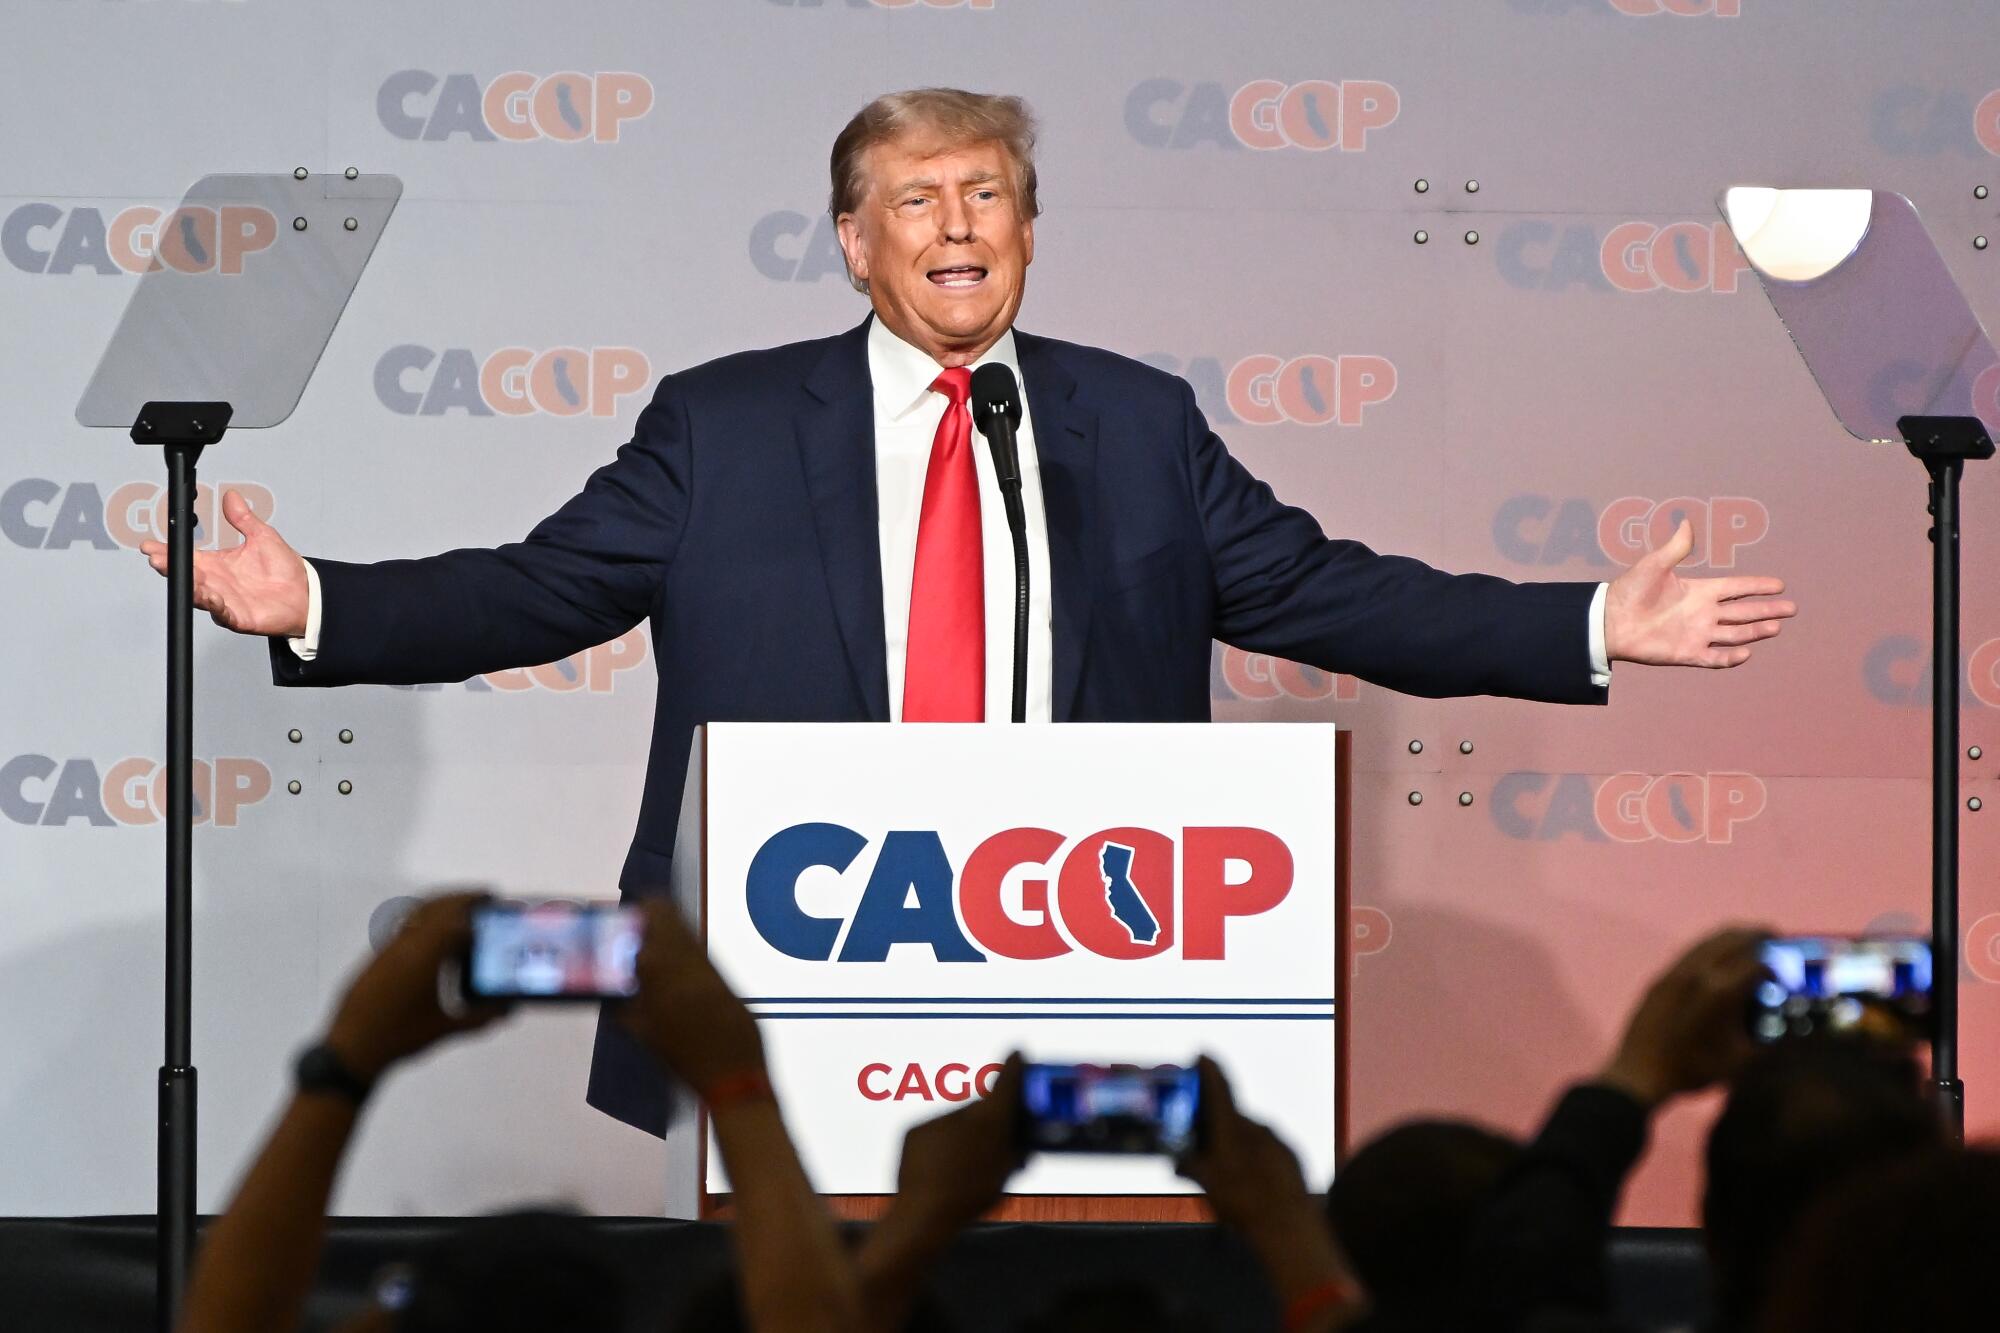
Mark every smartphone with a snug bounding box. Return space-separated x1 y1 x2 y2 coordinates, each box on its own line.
1017 1062 1202 1156
459 901 642 1002
1752 935 1934 1043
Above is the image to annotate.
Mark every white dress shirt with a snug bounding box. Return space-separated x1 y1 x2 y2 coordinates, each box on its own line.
290 325 1610 696
868 319 1053 722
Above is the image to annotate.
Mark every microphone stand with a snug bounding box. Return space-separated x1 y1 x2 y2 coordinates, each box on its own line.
972 371 1029 723
998 476 1029 725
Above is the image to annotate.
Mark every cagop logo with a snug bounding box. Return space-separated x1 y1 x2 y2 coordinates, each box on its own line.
1862 635 2000 709
1213 646 1359 704
1 479 274 551
1869 87 2000 158
1866 361 2000 436
1349 906 1391 978
858 1061 1004 1103
374 346 649 417
854 902 1390 1104
376 71 654 142
1494 219 1749 293
1602 221 1751 293
1492 772 1766 843
1 756 271 828
1224 354 1397 426
397 630 651 696
1492 495 1769 568
1965 913 2000 983
749 210 850 283
1125 79 1399 151
747 823 1291 962
482 631 650 694
1139 354 1398 428
3 203 277 276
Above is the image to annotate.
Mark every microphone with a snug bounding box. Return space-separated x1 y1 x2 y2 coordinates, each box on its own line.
970 364 1029 724
970 363 1023 492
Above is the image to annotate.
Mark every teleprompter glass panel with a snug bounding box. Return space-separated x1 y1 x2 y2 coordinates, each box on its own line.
76 172 400 430
1719 188 2000 445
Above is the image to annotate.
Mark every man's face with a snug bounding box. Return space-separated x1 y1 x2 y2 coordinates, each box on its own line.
836 135 1034 367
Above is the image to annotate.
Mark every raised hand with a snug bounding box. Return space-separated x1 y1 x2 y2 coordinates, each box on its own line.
1179 1058 1366 1331
1603 518 1796 668
859 1057 1025 1330
889 1053 1024 1227
140 488 310 638
178 896 511 1333
1177 1056 1319 1238
623 900 863 1333
323 892 512 1082
1597 925 1773 1108
619 898 767 1099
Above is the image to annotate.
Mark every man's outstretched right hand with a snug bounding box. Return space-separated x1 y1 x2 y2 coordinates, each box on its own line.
140 488 310 638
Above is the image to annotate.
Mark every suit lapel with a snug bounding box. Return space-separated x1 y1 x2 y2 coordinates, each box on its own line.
796 320 891 721
1017 331 1098 721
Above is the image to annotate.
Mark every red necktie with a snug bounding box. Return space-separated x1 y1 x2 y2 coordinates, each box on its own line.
902 366 984 721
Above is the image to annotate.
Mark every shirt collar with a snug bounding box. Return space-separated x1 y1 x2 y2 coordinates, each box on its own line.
867 314 1022 421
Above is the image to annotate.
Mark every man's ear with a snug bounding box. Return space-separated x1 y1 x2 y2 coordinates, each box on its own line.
835 212 870 286
1020 215 1034 269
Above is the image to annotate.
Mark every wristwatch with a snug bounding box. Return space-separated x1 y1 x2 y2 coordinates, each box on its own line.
294 1042 375 1105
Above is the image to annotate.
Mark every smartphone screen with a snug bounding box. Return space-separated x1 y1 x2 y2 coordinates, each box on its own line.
1753 935 1933 1043
463 902 642 1002
1018 1063 1202 1156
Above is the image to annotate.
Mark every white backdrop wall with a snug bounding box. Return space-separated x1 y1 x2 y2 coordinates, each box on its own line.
5 0 2000 1224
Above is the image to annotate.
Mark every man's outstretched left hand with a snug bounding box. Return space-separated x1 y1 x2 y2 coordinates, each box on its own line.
1604 518 1796 669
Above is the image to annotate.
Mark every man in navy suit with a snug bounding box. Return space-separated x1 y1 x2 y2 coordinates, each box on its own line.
147 89 1795 1133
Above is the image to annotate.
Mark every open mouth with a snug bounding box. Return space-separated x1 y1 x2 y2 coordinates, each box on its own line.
927 265 988 289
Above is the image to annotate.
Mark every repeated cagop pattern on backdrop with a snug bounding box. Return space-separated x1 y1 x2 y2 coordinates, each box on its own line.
3 0 1999 1224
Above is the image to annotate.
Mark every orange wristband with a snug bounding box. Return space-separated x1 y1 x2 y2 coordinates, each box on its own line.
701 1069 775 1112
1283 1278 1360 1332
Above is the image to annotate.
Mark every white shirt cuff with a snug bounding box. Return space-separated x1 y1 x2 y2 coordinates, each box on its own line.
1588 582 1611 688
287 559 322 661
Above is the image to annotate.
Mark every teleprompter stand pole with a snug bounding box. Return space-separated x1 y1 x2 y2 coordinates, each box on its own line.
1900 413 1993 1145
132 400 233 1331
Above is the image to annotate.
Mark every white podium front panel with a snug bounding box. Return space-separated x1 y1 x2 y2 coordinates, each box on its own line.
698 722 1340 1196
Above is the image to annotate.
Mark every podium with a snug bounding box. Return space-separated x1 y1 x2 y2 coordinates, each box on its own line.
666 722 1351 1221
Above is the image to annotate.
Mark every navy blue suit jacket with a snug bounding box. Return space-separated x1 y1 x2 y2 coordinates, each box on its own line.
272 317 1605 1133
